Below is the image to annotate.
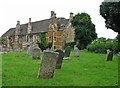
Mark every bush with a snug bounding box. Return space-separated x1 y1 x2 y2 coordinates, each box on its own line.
37 41 46 52
87 40 118 54
87 43 106 53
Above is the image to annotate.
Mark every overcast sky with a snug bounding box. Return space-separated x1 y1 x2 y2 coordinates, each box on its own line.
0 0 118 39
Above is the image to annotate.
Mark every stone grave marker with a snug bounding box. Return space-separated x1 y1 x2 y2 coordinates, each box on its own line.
27 46 33 55
32 47 40 59
117 52 120 56
74 45 79 57
37 50 58 79
106 49 110 55
55 49 64 69
107 49 113 61
64 46 71 57
64 46 71 60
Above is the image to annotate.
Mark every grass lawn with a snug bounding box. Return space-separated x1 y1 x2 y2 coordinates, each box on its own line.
2 50 118 86
0 53 2 87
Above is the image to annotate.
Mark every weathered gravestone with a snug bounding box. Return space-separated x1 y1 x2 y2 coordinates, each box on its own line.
37 50 58 79
27 46 33 55
74 45 79 57
64 46 71 57
107 49 113 61
106 49 110 55
118 52 120 56
55 49 64 69
64 46 71 60
32 47 40 59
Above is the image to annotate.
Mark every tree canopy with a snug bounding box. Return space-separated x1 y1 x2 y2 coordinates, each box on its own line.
100 1 120 34
100 1 120 52
71 13 97 49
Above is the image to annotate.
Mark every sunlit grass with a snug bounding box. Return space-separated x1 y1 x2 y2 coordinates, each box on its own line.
2 50 118 86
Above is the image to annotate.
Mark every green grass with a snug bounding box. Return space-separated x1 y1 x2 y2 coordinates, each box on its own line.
0 53 2 87
2 50 118 86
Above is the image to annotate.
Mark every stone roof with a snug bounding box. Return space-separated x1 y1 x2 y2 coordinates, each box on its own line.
2 28 15 37
2 18 69 37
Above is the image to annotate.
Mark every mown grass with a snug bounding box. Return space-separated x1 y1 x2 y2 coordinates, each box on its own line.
0 53 2 87
2 50 118 86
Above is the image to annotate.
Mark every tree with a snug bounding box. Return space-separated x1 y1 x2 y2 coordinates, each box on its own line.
37 32 47 52
71 13 97 49
100 1 120 51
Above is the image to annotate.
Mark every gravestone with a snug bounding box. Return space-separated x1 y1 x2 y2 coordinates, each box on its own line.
55 49 64 69
64 46 72 60
106 49 110 55
27 46 33 55
117 52 120 56
74 45 79 57
64 46 71 57
32 47 40 59
107 50 113 61
37 50 58 79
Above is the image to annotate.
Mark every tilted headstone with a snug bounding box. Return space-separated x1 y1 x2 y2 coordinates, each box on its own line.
74 45 79 57
37 50 58 79
55 49 64 69
32 47 40 59
107 50 113 61
64 46 71 57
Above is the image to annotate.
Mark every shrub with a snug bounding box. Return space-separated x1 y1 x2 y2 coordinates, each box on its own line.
87 37 118 54
37 41 46 52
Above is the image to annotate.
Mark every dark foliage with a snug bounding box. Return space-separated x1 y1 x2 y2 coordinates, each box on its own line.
71 13 97 50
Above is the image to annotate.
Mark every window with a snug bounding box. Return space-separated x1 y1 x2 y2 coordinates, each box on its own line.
26 35 29 42
49 36 52 42
54 46 56 49
54 36 56 41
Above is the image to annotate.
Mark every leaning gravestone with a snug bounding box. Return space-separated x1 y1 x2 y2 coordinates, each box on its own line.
32 47 40 59
107 50 113 61
64 46 71 57
55 49 64 69
74 45 79 57
37 50 58 79
64 46 71 60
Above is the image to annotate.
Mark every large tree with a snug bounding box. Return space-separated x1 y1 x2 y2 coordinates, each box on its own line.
100 1 120 51
71 13 97 49
100 1 120 33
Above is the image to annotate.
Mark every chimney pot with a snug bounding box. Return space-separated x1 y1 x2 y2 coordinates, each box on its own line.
51 11 54 18
29 18 31 22
17 21 20 24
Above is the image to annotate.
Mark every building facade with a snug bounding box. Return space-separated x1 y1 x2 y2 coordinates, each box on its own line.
2 11 75 51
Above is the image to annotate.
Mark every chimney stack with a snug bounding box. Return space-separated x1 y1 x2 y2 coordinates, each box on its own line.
50 11 57 24
51 11 55 18
17 21 20 25
29 18 31 23
69 12 73 20
54 13 56 18
28 18 32 34
51 11 56 18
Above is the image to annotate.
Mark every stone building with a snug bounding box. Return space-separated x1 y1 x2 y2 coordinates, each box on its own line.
2 11 75 51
